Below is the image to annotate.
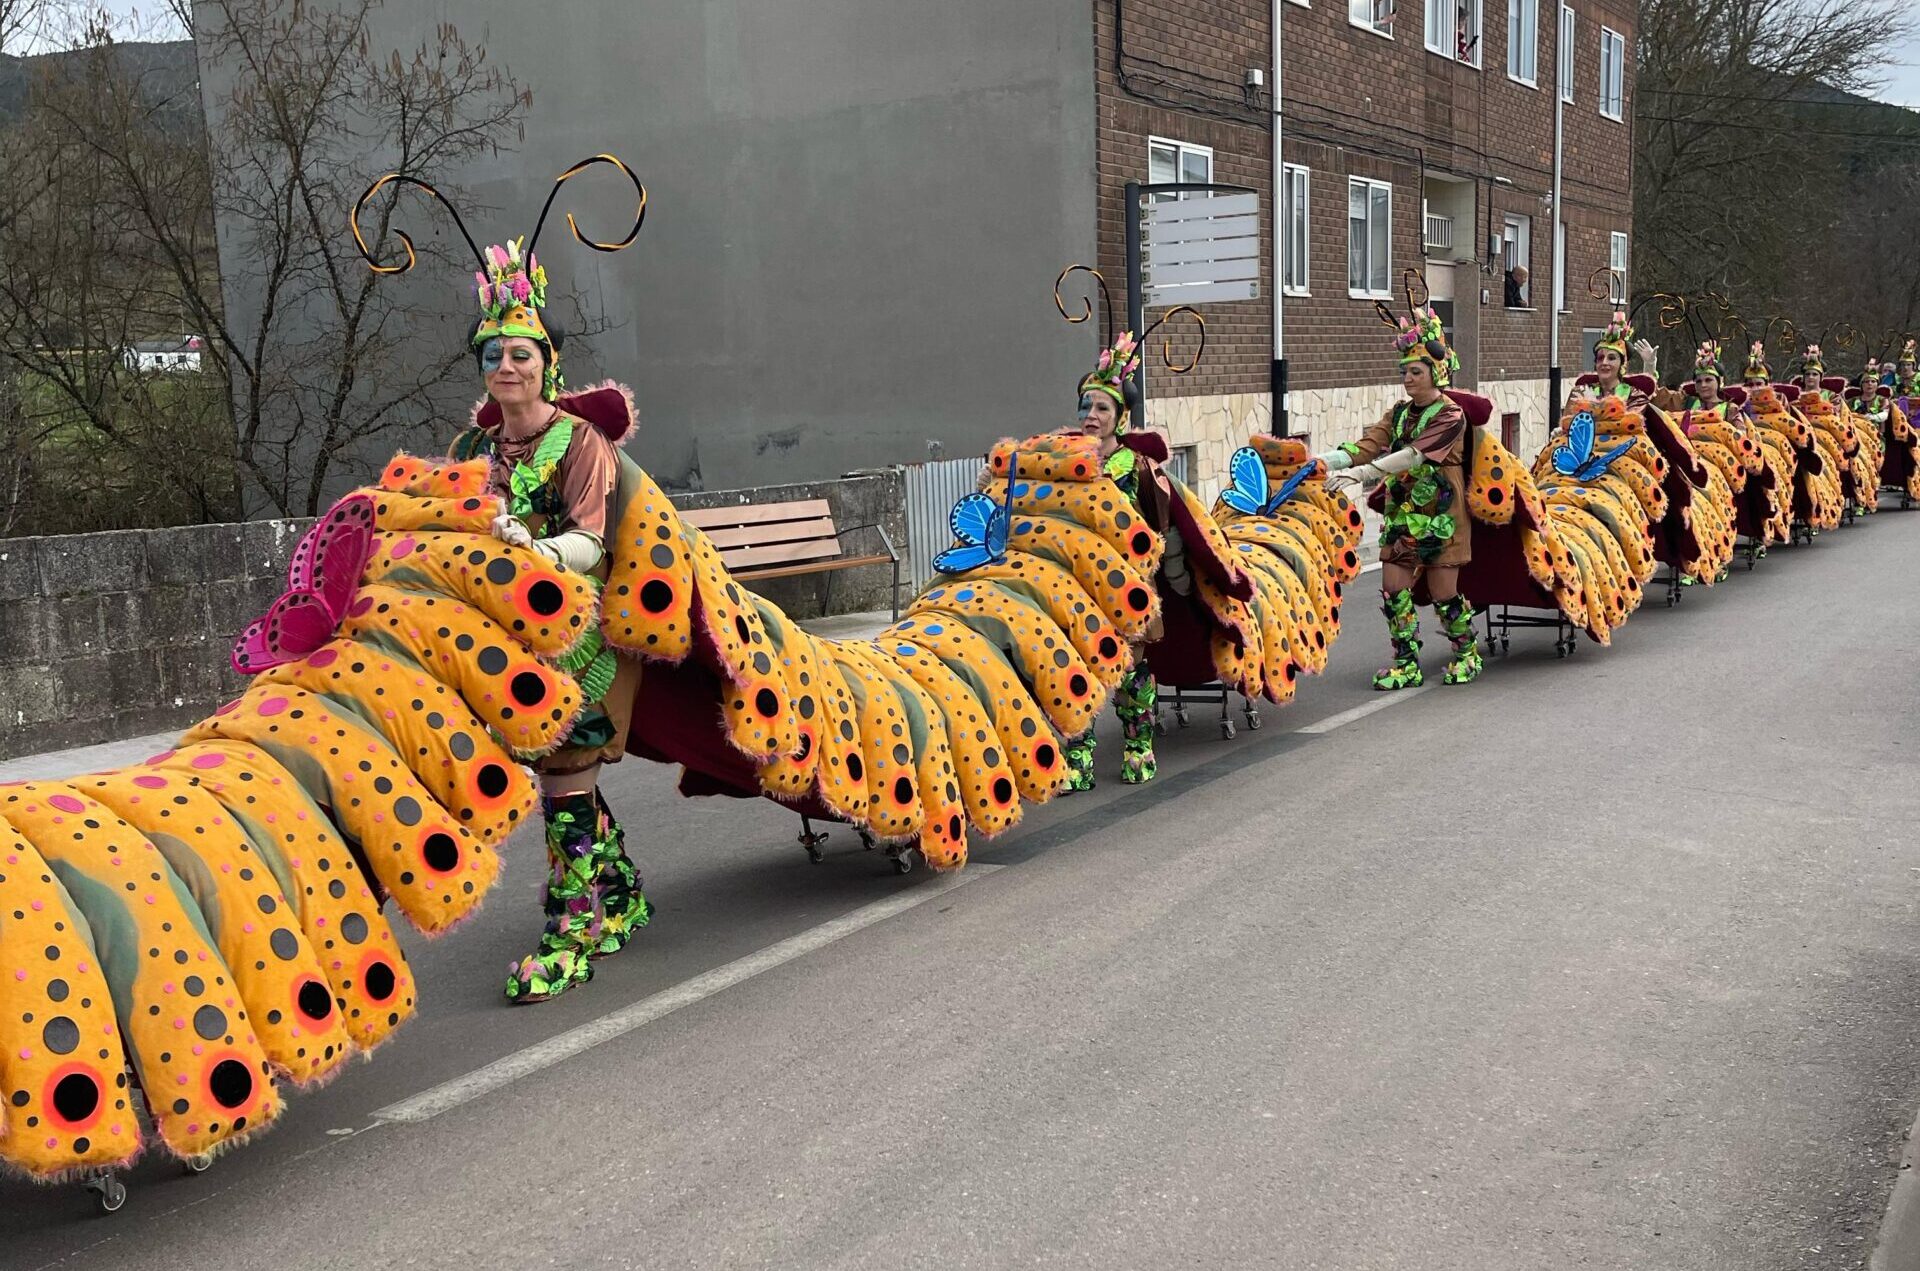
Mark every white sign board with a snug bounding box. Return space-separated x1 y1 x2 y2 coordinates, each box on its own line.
1141 191 1262 307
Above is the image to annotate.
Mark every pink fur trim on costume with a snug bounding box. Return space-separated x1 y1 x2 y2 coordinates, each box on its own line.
469 380 638 447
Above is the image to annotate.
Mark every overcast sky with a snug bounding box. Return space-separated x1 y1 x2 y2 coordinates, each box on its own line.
43 0 1920 109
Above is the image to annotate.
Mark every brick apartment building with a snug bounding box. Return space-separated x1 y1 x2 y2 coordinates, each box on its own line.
242 3 1636 505
1096 0 1637 488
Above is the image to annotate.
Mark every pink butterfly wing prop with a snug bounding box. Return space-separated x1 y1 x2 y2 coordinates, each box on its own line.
230 494 376 675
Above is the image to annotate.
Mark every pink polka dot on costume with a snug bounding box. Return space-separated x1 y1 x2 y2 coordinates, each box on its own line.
191 753 227 771
350 596 375 617
144 750 176 764
47 794 84 814
257 697 289 717
133 774 168 789
309 647 339 668
388 536 419 559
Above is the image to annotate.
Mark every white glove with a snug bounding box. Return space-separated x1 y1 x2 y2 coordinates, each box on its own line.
1312 448 1354 473
531 530 605 574
1633 338 1659 373
1326 445 1420 492
975 465 995 493
491 514 534 549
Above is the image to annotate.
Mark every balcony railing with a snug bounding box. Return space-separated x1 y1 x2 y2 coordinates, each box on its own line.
1424 211 1454 252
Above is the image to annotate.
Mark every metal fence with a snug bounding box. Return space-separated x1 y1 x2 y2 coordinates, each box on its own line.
902 447 1192 591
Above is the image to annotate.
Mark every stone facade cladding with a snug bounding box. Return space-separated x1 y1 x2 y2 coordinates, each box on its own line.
0 473 906 762
1093 0 1636 469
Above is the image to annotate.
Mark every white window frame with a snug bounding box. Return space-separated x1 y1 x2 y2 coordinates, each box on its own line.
1287 0 1310 7
1558 5 1575 103
1428 0 1483 66
1148 136 1214 202
1349 0 1393 40
1283 164 1311 296
1608 231 1628 302
1507 0 1539 87
1502 213 1532 306
1347 176 1393 300
1599 26 1626 121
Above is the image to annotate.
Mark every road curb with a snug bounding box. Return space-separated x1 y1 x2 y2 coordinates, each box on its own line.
1873 1107 1920 1270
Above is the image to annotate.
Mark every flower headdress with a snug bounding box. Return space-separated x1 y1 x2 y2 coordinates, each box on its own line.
1901 338 1917 368
351 154 649 402
1054 265 1207 433
1595 310 1634 361
1742 339 1771 382
1080 331 1141 421
1693 340 1723 381
1800 343 1824 377
1371 271 1456 388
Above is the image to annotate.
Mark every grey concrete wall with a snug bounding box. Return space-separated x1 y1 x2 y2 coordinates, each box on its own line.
0 519 313 761
198 0 1099 507
0 472 907 761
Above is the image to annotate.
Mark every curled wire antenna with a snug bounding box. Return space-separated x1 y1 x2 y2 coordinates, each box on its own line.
526 153 649 260
1402 268 1429 311
1053 265 1116 349
1587 267 1622 302
1372 300 1402 329
1139 305 1206 373
1762 316 1795 355
350 173 488 275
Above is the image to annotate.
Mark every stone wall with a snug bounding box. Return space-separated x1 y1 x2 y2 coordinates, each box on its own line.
0 471 907 762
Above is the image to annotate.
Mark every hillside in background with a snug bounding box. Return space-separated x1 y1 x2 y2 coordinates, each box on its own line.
0 37 197 124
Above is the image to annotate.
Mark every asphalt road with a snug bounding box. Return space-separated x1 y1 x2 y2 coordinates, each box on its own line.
6 511 1920 1271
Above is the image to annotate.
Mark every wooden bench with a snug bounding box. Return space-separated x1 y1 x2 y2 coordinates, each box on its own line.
680 498 901 619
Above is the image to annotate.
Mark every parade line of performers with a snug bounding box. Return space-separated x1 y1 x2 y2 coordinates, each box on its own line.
3 154 1917 1199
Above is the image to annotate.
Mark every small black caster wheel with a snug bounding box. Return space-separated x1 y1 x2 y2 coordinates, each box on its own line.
1500 638 1511 654
1220 718 1236 740
891 850 914 875
184 1153 214 1175
85 1172 127 1214
1174 706 1191 728
803 846 824 864
1244 709 1262 731
857 829 876 851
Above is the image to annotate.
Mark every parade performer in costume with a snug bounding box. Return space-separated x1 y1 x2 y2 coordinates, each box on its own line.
443 236 651 1004
1895 340 1919 396
1794 342 1879 520
1059 331 1164 787
1683 340 1735 419
1314 301 1480 689
1588 310 1660 410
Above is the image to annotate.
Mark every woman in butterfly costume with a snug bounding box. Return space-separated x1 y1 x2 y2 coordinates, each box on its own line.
1314 304 1480 690
356 169 654 1005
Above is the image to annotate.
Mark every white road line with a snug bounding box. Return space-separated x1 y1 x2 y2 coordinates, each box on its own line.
371 864 1003 1125
1296 685 1430 733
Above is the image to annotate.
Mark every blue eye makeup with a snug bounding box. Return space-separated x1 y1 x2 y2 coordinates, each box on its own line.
1077 395 1095 420
480 339 505 373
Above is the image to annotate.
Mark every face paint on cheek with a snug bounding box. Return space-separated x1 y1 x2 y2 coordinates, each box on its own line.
1078 395 1095 421
480 339 505 375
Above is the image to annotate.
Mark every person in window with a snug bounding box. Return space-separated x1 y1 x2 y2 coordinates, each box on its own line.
1312 305 1481 690
1504 265 1529 308
448 240 651 1005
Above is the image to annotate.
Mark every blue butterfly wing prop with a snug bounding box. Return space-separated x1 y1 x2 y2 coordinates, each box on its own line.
947 491 999 545
1551 409 1597 477
933 491 1011 575
932 543 996 574
1574 438 1638 481
1219 446 1270 516
1264 462 1316 513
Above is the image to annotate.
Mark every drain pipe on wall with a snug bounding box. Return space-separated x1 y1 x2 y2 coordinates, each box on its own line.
1270 0 1288 437
1548 6 1566 422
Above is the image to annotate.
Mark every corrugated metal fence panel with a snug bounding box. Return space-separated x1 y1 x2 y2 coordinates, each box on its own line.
903 457 981 589
905 449 1192 590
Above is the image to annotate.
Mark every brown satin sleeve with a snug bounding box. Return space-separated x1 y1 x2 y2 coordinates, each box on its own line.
555 418 619 541
1344 411 1398 465
1407 403 1466 464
